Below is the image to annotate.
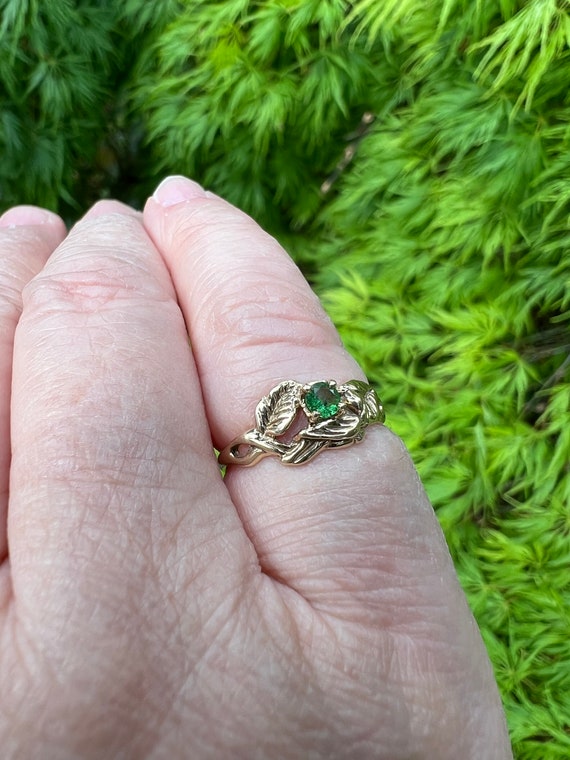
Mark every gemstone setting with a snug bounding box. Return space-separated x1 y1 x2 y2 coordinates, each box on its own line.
303 382 341 419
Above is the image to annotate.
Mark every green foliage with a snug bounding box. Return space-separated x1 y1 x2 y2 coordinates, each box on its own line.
0 0 128 210
309 4 570 754
1 1 570 755
128 0 388 229
472 0 570 111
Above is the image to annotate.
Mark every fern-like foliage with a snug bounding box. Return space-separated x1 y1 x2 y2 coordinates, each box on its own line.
308 4 570 754
127 0 389 230
472 0 570 111
0 0 133 211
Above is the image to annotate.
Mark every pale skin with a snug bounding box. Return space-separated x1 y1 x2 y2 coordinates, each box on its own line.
0 176 513 758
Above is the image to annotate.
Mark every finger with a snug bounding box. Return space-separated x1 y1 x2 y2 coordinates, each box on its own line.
0 207 66 567
9 200 251 625
143 177 459 622
144 178 511 760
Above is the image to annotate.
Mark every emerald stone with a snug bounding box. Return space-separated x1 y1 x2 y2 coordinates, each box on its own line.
304 382 341 419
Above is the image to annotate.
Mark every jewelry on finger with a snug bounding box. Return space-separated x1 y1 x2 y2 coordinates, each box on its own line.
218 380 385 467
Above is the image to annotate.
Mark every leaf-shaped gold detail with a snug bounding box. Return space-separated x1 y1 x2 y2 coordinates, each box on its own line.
298 410 362 441
281 439 327 465
364 390 384 423
343 381 385 424
255 381 302 436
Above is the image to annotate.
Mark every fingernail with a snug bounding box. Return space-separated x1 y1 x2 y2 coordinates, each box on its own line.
152 176 206 207
0 206 62 228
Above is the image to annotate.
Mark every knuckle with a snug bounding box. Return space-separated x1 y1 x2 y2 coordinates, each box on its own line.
168 198 252 251
208 283 340 351
0 229 57 314
85 199 139 219
22 263 136 314
20 219 167 317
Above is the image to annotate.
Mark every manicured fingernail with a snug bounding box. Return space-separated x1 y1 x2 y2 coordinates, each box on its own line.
152 176 206 207
0 206 62 228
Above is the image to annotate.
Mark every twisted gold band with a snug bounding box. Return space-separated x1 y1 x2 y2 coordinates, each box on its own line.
218 379 385 467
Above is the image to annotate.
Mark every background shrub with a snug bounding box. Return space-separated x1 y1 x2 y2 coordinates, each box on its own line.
1 0 569 755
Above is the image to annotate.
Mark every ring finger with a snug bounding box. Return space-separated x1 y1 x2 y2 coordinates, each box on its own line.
143 177 453 626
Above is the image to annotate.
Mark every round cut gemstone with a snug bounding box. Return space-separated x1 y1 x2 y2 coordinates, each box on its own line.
304 382 341 419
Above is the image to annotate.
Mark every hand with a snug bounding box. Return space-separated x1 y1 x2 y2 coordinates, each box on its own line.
0 177 512 759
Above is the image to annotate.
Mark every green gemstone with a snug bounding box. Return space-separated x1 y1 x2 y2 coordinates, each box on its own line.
304 382 341 419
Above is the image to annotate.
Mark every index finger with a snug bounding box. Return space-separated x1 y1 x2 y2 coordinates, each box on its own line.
0 207 66 569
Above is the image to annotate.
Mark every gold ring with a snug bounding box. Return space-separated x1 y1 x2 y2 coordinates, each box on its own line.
218 379 385 467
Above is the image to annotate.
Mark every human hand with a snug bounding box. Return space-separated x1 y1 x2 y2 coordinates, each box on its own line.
0 177 512 758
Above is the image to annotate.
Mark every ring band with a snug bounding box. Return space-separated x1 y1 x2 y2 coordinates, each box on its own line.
218 379 385 467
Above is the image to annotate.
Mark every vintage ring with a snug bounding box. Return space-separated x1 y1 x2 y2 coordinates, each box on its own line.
218 379 385 467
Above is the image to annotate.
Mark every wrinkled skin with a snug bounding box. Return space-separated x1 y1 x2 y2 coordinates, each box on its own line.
0 178 513 759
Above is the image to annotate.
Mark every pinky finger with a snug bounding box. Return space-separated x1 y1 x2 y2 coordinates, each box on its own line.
0 207 66 568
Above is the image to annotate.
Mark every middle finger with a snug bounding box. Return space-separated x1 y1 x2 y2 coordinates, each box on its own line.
9 201 253 629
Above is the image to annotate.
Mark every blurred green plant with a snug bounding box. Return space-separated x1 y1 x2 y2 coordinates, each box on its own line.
0 0 122 209
1 0 570 755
